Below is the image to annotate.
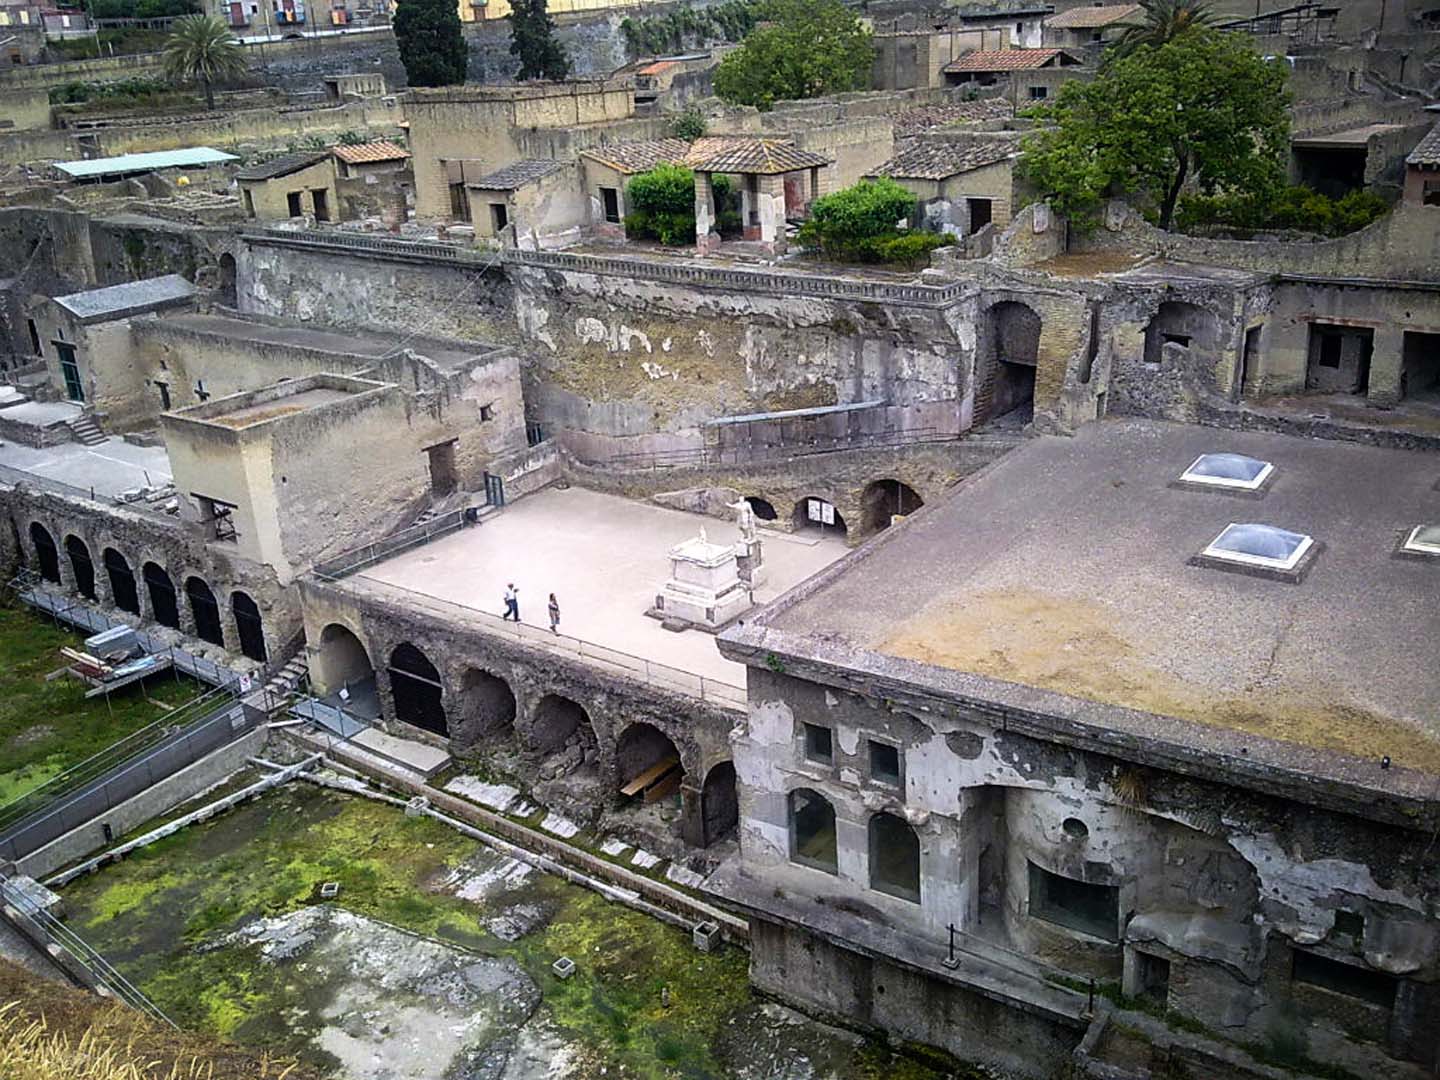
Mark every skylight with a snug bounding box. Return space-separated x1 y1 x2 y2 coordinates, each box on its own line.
1402 525 1440 557
1180 453 1273 491
1202 523 1313 571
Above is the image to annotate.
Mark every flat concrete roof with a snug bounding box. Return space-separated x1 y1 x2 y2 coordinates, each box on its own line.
54 147 236 179
354 487 847 688
1292 123 1404 149
205 386 357 428
0 436 173 500
767 420 1440 772
53 275 195 323
154 313 491 371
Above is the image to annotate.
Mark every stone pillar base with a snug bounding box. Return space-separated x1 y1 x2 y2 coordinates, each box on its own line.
696 231 722 256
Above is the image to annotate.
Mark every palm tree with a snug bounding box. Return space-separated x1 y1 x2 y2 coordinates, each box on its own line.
1108 0 1221 61
162 14 246 112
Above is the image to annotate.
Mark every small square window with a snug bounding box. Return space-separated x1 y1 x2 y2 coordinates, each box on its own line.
479 402 494 422
1334 910 1364 941
1162 333 1191 349
1027 85 1048 100
869 740 901 786
803 723 832 765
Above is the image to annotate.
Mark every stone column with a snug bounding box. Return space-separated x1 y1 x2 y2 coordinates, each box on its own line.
757 172 786 254
694 171 720 255
808 166 820 204
1368 325 1405 407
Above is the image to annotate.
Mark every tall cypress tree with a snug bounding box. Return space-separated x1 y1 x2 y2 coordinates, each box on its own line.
394 0 468 88
508 0 569 80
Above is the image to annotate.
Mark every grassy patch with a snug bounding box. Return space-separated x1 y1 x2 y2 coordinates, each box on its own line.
0 602 204 805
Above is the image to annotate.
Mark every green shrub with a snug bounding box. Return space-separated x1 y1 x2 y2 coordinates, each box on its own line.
867 231 945 268
1176 184 1389 238
671 108 706 141
797 178 936 264
625 163 698 245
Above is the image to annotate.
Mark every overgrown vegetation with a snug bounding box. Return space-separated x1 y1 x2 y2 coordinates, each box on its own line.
48 76 186 109
712 0 873 111
48 30 173 59
1020 27 1290 230
1176 184 1390 237
623 164 736 245
0 966 318 1080
797 178 945 267
509 0 569 80
619 0 760 60
671 107 707 141
393 0 467 87
0 602 201 805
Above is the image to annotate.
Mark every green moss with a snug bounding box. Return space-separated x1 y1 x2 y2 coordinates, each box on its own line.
0 602 203 805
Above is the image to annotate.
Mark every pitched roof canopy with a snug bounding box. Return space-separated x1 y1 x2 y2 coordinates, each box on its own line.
468 158 568 189
870 136 1021 181
944 47 1077 72
235 150 331 182
1046 3 1140 28
332 140 410 165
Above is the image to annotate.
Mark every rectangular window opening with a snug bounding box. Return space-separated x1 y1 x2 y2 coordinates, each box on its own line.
1135 951 1171 1007
286 191 303 217
1293 950 1396 1010
802 722 833 766
1028 85 1048 100
479 402 494 422
601 186 621 224
491 202 509 231
1162 333 1192 349
869 739 901 786
1028 861 1118 941
27 318 41 356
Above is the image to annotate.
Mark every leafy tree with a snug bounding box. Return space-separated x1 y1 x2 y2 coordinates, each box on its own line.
1177 184 1389 237
509 0 569 81
1109 0 1219 62
671 108 706 141
624 163 697 246
712 0 872 111
394 0 467 87
797 178 943 266
1020 29 1290 231
161 15 245 111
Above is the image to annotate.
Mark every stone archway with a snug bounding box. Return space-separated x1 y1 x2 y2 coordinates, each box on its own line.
791 496 847 539
387 642 447 738
67 534 96 598
616 722 684 803
218 253 237 308
453 667 517 750
311 624 377 718
860 479 924 535
186 576 224 646
701 760 738 845
143 562 179 628
231 590 266 662
29 522 59 584
530 693 592 755
102 547 139 615
745 496 778 521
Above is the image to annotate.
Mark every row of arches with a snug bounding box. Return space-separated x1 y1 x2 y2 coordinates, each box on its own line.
789 787 921 904
25 521 267 662
740 478 926 543
315 625 739 845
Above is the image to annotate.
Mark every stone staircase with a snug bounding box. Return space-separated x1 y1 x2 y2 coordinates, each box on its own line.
66 414 107 446
256 655 309 710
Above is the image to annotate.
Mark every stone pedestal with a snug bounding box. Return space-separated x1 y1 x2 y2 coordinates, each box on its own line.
736 538 766 588
654 534 751 630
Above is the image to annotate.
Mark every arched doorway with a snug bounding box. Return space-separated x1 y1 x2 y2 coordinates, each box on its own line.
217 253 237 308
313 623 374 696
388 642 446 737
701 761 739 845
232 591 266 662
29 523 59 584
65 536 95 599
745 496 777 521
616 722 683 804
861 479 923 535
788 788 838 873
792 497 846 538
530 693 593 756
143 562 179 628
186 577 224 646
869 811 921 903
103 548 139 615
454 667 517 749
980 301 1041 422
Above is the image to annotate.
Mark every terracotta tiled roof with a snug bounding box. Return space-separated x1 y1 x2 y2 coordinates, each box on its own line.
685 138 831 175
468 159 568 189
1406 124 1440 166
893 99 1013 138
332 140 410 165
870 136 1021 181
636 59 678 76
1046 3 1139 28
579 138 692 174
944 47 1074 72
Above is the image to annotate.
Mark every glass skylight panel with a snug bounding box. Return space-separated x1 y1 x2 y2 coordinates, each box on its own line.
1202 523 1313 571
1180 453 1273 490
1402 525 1440 556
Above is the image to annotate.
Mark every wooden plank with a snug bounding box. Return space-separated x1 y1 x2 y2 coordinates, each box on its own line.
643 769 681 804
619 754 681 798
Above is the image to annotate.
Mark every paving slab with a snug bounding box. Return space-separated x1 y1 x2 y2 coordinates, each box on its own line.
599 838 631 857
349 727 450 779
538 811 581 839
445 775 520 812
631 849 662 870
664 863 705 888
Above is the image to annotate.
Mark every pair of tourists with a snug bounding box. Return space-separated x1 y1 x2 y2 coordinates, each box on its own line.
501 584 562 634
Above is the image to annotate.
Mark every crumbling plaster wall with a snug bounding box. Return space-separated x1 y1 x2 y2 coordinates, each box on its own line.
732 663 1440 1064
299 576 743 844
2 485 299 658
509 263 975 459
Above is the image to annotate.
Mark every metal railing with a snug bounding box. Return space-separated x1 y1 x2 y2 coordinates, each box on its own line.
604 426 961 471
314 573 748 709
312 508 470 580
0 874 173 1027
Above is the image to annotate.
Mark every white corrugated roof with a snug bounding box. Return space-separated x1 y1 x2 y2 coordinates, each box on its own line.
54 147 238 179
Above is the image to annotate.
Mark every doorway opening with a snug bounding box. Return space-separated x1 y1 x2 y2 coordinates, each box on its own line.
426 439 458 497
